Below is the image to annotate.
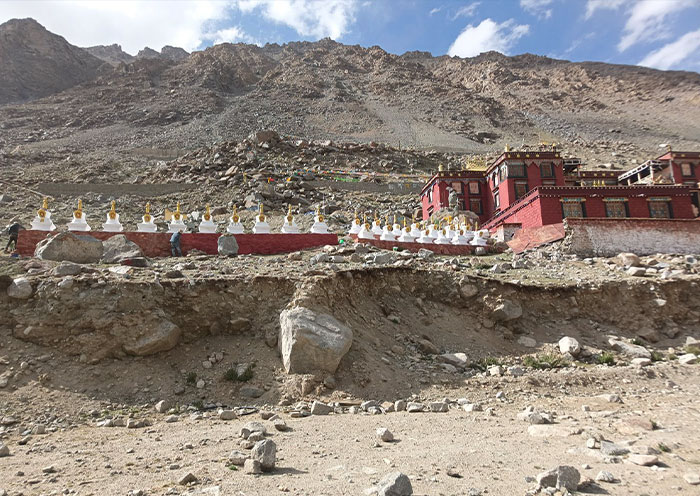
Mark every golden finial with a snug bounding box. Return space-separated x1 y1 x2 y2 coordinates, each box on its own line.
438 163 445 172
231 205 239 223
474 221 479 230
317 206 324 222
287 205 293 222
173 201 181 220
109 200 117 220
74 199 83 219
259 203 265 221
403 218 407 228
505 144 510 152
42 197 48 210
393 214 397 225
143 202 151 223
354 210 361 225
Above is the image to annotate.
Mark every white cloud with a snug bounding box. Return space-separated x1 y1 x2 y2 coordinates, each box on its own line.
453 2 481 19
520 0 554 19
203 26 256 45
0 0 234 53
584 0 625 19
584 0 697 52
639 28 700 69
448 18 530 58
236 0 358 39
429 6 443 16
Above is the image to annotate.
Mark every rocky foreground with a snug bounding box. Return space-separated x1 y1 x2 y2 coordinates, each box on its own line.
1 240 700 495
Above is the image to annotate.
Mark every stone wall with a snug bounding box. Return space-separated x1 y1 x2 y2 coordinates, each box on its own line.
563 218 700 257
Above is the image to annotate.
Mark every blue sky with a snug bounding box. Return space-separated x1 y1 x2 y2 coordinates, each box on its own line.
2 0 700 71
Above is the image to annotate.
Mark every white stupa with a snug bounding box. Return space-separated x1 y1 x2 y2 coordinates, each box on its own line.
392 215 401 233
167 202 188 233
348 211 362 235
198 205 217 233
226 206 244 234
281 206 300 233
310 207 329 234
67 199 91 231
428 223 439 239
409 219 422 238
358 217 375 240
253 204 271 234
379 222 396 241
471 227 489 246
371 216 383 236
397 221 415 242
416 228 434 244
137 202 158 232
434 228 451 244
451 229 470 245
102 201 123 232
30 198 56 231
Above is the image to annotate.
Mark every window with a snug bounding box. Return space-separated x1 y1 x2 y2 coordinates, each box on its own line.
508 162 526 177
561 198 585 218
470 199 482 214
604 200 628 218
542 180 556 186
427 188 432 202
492 171 499 186
649 199 672 218
494 192 500 209
451 181 463 193
499 165 507 182
469 182 480 195
540 162 554 177
514 181 529 200
681 163 694 177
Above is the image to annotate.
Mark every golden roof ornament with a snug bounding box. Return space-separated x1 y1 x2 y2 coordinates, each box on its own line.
354 210 361 225
143 202 151 223
74 199 83 219
287 205 293 222
204 204 211 221
258 203 265 222
173 202 181 220
231 205 239 223
505 144 511 152
363 213 370 229
109 200 117 220
438 163 445 172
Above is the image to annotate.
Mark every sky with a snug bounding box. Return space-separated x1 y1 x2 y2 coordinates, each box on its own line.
1 0 700 72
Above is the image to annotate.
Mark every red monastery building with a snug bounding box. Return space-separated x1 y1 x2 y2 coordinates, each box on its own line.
420 146 699 233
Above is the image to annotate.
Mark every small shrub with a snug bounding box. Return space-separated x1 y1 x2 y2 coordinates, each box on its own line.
597 352 616 366
657 442 670 453
224 368 239 381
631 337 643 346
523 353 568 370
685 345 700 355
191 399 204 410
237 367 254 382
668 353 678 361
227 465 238 471
186 371 197 384
650 351 664 362
469 357 501 371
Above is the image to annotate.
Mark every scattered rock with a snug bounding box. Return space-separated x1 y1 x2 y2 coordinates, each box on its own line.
243 458 262 474
219 410 236 420
7 277 32 299
628 454 658 466
228 450 248 466
101 234 143 263
600 441 630 456
155 400 172 413
240 422 267 439
377 471 413 496
596 471 617 483
0 443 9 457
217 234 239 256
617 253 640 267
406 402 425 413
558 336 581 356
683 473 700 485
377 427 394 442
491 299 522 322
251 439 276 471
311 400 333 415
178 472 198 485
35 231 103 263
608 338 651 359
536 465 580 491
678 353 698 365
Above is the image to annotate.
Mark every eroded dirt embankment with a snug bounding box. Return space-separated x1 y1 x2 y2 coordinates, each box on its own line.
3 267 697 371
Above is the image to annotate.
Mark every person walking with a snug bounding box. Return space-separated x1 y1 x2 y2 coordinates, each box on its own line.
170 229 183 257
4 219 24 253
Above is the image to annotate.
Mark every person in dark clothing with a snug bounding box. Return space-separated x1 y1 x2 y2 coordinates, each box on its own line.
5 220 24 253
170 229 183 257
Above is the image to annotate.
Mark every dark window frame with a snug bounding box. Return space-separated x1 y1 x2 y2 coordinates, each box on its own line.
540 162 554 178
561 199 586 219
469 198 482 215
648 200 673 219
681 162 695 177
514 180 529 200
604 200 629 218
508 162 527 178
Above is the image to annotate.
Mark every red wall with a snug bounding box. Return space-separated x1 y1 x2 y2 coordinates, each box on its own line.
16 231 338 258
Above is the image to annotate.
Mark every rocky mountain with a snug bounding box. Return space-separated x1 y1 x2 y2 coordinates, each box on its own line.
0 18 104 104
0 19 699 178
85 43 135 65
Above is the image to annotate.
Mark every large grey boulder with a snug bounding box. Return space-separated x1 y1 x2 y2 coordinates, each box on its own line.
491 299 522 322
251 439 276 471
279 307 353 374
558 336 581 356
217 234 239 256
7 278 32 299
123 320 181 356
608 338 651 359
377 472 413 496
35 232 103 263
537 465 580 491
101 235 143 263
